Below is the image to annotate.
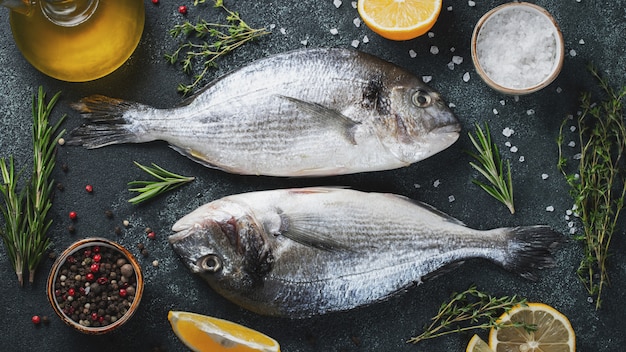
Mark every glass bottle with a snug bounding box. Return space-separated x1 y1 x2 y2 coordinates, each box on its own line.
3 0 145 82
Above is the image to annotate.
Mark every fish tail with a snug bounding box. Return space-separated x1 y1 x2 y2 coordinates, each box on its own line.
499 226 562 281
67 95 153 148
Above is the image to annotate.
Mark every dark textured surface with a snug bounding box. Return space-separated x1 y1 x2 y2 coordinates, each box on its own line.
0 1 624 351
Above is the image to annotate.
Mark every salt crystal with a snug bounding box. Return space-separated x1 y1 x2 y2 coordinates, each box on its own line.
502 127 514 137
514 95 520 102
569 49 577 57
452 55 463 65
422 76 432 83
363 35 369 43
330 28 339 35
449 102 456 108
428 32 435 38
475 7 559 88
353 18 361 27
568 141 576 147
546 206 555 212
351 40 360 48
468 1 476 7
565 215 570 221
433 179 441 188
556 87 562 93
448 195 456 202
414 184 421 188
351 1 357 8
430 46 439 55
462 72 470 82
300 39 308 46
269 24 276 30
569 228 577 235
280 28 287 35
541 173 549 180
568 221 574 228
570 125 576 132
526 109 535 115
573 153 582 160
447 6 453 11
505 141 512 147
447 61 455 70
510 146 518 153
409 49 417 58
566 209 573 216
333 0 342 8
519 156 525 162
500 100 506 106
493 108 498 115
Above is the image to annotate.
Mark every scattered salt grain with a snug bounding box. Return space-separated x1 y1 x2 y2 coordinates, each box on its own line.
280 28 287 35
510 146 518 153
573 153 582 160
449 102 456 108
428 32 435 38
568 221 574 228
353 18 361 27
409 49 417 58
462 72 471 82
447 6 453 11
499 100 506 106
556 87 563 93
505 141 512 147
569 49 577 57
541 173 549 180
566 209 573 216
546 206 555 212
570 228 577 235
468 1 476 7
452 55 463 65
450 47 456 52
330 28 339 35
300 39 308 46
448 195 456 203
422 76 432 83
333 0 342 8
269 24 276 30
493 108 498 115
362 35 369 43
351 1 357 8
433 179 441 188
475 7 559 88
430 46 439 55
414 184 421 189
351 40 360 48
570 125 576 132
152 260 159 267
579 39 585 45
568 141 576 148
502 127 514 137
519 156 525 162
526 109 535 115
447 61 455 70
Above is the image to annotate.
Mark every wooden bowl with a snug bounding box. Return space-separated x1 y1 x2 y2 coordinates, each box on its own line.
471 2 564 95
47 238 144 334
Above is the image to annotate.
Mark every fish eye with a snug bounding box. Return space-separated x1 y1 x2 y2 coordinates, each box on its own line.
412 90 432 108
198 254 222 273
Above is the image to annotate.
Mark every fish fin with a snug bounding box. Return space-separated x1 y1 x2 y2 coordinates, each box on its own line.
277 95 360 145
278 213 352 252
67 95 151 148
499 226 563 281
421 260 466 282
386 194 467 226
168 145 229 172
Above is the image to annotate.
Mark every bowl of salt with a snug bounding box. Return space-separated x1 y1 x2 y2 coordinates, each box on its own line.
471 2 564 95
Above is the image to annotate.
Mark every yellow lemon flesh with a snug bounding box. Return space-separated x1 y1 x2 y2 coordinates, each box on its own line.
357 0 443 41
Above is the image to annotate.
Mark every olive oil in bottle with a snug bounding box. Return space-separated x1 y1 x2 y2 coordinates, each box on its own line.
9 0 145 82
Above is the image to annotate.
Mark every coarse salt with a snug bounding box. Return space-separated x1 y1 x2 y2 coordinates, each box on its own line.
476 6 559 88
452 55 463 65
422 76 432 83
351 40 360 48
430 46 439 55
333 0 342 8
353 18 361 27
546 206 555 212
462 72 470 82
502 127 514 137
409 49 417 58
363 35 369 43
330 28 339 35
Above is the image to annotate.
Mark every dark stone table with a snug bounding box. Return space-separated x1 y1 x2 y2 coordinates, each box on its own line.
0 1 624 351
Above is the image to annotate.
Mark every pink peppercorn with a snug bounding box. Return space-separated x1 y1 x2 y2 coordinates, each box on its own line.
178 5 187 14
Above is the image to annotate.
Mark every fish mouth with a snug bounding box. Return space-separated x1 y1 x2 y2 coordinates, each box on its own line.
431 122 462 143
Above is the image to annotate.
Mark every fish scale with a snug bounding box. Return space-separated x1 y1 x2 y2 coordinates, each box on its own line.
169 187 562 318
68 48 461 177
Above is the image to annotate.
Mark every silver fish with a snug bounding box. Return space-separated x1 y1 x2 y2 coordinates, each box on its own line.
169 187 561 318
68 48 460 177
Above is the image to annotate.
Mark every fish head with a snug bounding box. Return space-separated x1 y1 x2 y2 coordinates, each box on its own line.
373 76 461 163
169 200 273 294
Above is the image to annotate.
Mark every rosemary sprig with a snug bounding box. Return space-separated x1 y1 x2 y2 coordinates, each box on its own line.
468 122 515 214
408 285 534 344
128 162 195 204
165 0 270 95
557 65 626 309
0 87 65 286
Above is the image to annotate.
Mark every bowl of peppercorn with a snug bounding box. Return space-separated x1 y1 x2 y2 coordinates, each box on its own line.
47 238 144 334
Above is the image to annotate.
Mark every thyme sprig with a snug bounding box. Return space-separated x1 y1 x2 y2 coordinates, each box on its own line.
468 123 515 214
166 0 270 95
408 285 534 344
557 65 626 309
128 162 195 205
0 87 65 286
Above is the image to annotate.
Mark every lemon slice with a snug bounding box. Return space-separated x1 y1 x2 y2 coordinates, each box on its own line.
467 334 495 352
168 311 281 352
357 0 443 41
488 303 575 352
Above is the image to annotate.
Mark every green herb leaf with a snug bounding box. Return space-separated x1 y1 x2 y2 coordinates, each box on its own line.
167 0 270 95
468 122 515 214
128 162 195 205
408 285 534 344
